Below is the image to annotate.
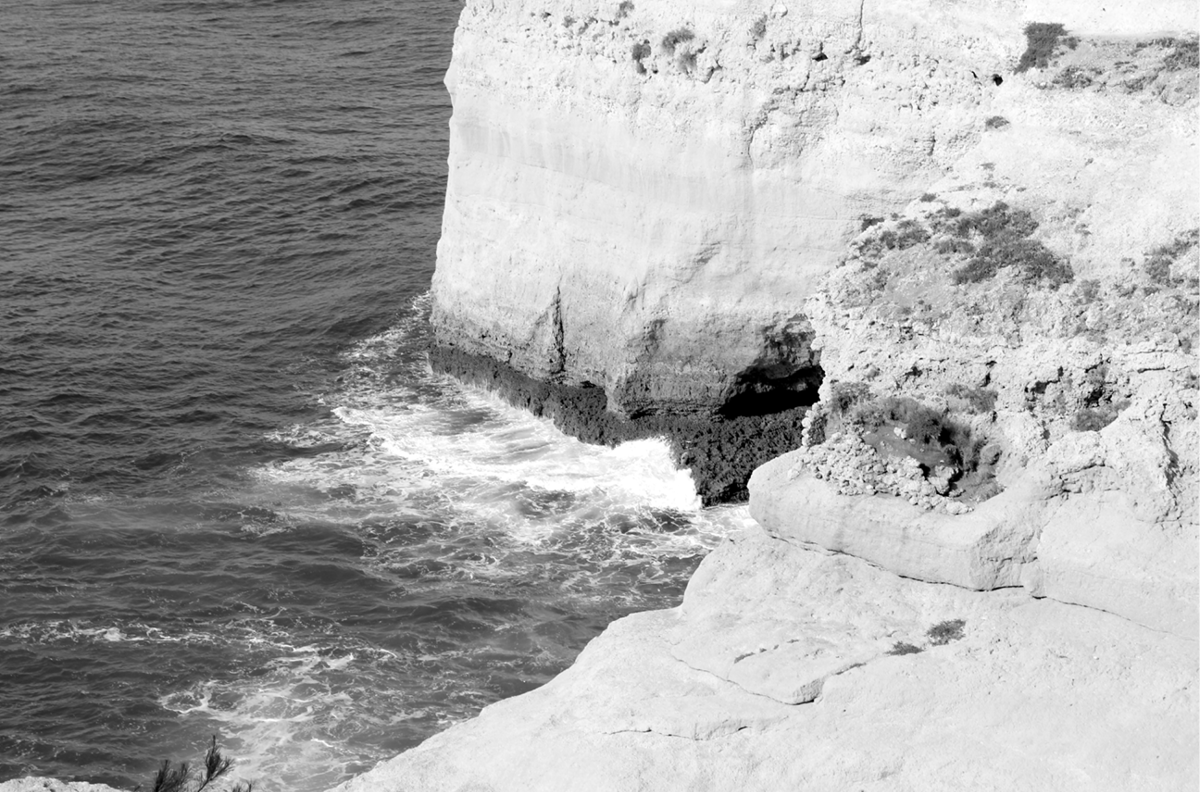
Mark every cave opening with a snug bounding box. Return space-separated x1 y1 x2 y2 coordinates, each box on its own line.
718 364 825 417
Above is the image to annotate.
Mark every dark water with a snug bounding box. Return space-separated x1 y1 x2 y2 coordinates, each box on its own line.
0 2 749 789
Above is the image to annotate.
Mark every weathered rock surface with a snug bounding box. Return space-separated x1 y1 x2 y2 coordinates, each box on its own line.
0 780 119 792
331 529 1198 791
331 0 1200 789
432 0 1034 416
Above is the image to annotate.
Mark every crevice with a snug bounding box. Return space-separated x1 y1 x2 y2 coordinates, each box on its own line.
549 284 566 379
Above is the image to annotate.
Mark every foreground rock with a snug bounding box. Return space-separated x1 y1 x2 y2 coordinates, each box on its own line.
0 781 119 792
332 528 1198 791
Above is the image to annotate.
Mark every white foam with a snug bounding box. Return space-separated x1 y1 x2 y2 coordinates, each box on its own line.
224 304 755 790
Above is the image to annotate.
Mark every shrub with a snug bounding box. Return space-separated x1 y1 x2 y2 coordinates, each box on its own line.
141 737 252 792
1164 37 1199 70
1138 36 1200 70
938 202 1073 288
984 115 1010 129
1052 65 1097 89
945 383 997 414
617 0 634 19
631 41 650 73
927 619 966 645
1145 256 1172 285
1144 229 1199 286
936 201 1037 240
889 641 923 655
1016 22 1068 72
1075 278 1101 303
660 27 694 54
828 381 872 416
750 14 767 42
934 237 975 255
846 396 980 470
860 215 883 231
919 192 937 202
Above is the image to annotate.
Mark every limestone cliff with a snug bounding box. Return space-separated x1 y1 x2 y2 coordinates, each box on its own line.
334 0 1198 789
433 0 1033 415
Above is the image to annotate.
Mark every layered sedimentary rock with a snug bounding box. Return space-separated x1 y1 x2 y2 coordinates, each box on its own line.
328 1 1200 789
431 0 1031 416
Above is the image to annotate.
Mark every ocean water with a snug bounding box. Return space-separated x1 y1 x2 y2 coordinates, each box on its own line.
0 1 750 789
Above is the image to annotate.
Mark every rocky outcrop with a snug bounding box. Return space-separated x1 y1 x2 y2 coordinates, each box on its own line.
0 780 119 792
432 0 1033 416
330 0 1199 789
331 529 1198 791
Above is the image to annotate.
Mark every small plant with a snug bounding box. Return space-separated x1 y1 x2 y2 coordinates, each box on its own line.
919 192 937 202
859 215 883 231
1052 65 1097 89
660 27 694 55
945 384 997 414
1075 278 1101 303
750 14 767 42
888 641 923 655
926 619 966 645
1136 36 1200 70
631 41 651 74
984 115 1010 129
934 237 974 255
828 381 872 415
616 0 634 19
935 202 1073 288
139 737 252 792
1163 36 1199 70
1016 22 1068 72
844 396 983 472
1144 229 1199 286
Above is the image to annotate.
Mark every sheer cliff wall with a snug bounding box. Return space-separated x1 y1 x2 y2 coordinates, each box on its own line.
431 0 1034 416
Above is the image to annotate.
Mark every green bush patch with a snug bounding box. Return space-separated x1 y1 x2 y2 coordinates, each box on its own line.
930 202 1073 288
927 619 966 645
144 736 253 792
661 27 694 54
1135 36 1200 71
631 41 651 73
1016 22 1068 72
1144 228 1199 286
945 383 997 414
888 641 924 656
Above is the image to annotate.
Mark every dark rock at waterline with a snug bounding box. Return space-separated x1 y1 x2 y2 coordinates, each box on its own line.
429 345 809 506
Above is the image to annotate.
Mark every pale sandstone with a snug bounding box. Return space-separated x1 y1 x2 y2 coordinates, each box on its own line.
331 531 1198 791
335 0 1200 788
434 0 1035 414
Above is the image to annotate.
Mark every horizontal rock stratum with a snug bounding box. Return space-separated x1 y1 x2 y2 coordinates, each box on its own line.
431 0 1021 416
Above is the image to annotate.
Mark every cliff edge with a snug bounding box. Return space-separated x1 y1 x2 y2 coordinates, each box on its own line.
333 0 1198 788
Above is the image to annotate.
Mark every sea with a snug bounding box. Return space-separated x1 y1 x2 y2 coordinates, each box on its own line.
0 1 752 790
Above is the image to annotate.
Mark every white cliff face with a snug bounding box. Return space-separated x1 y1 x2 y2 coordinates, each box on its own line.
335 2 1200 790
432 0 1034 414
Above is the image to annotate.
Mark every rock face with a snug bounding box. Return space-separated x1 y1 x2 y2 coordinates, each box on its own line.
331 530 1198 791
431 0 1028 416
330 0 1200 789
0 780 119 792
